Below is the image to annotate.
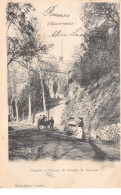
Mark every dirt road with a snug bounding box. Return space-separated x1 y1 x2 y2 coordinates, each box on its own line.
8 122 106 161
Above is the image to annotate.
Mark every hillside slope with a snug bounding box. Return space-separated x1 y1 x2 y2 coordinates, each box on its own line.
62 70 120 139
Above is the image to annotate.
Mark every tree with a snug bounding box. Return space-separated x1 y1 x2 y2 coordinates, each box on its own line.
82 3 119 31
72 2 120 87
7 3 38 66
7 3 51 121
8 63 28 122
18 70 50 122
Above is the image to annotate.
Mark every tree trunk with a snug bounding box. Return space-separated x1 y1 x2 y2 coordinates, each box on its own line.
8 68 13 121
23 110 25 121
54 93 56 99
15 99 19 122
28 61 31 122
13 70 19 122
48 109 49 120
40 76 46 116
32 112 35 123
11 103 14 120
37 58 47 116
21 104 25 121
28 93 31 122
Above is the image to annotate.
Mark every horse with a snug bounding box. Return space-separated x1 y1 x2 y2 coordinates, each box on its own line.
37 119 51 130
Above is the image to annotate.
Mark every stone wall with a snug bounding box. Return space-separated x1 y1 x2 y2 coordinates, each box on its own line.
61 71 120 141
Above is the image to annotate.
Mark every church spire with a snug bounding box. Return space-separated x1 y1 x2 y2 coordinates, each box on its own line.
59 39 64 62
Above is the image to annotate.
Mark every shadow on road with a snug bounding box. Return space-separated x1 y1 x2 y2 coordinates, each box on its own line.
8 125 116 161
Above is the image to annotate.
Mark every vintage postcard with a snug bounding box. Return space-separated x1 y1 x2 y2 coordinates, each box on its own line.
0 0 121 188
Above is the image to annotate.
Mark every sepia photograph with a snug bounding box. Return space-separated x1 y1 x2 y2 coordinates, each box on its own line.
0 0 121 188
7 1 120 162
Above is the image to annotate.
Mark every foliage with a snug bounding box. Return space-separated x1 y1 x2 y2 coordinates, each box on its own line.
81 3 119 31
7 3 48 66
72 2 120 87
